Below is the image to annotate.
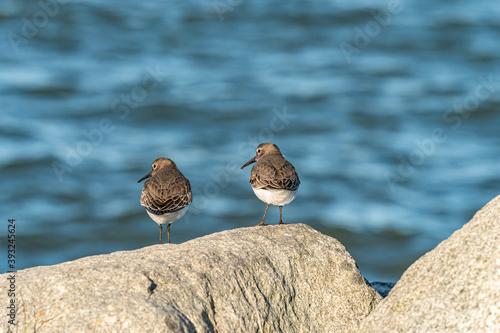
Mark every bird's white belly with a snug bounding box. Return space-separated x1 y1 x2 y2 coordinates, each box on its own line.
146 206 188 225
252 188 297 206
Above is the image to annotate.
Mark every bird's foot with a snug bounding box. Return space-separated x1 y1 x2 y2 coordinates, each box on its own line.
254 220 267 227
277 220 288 225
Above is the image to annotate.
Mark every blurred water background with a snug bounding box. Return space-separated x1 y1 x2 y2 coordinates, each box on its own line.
1 0 500 282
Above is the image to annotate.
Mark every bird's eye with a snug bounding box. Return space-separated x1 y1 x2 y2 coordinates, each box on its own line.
257 149 261 153
153 164 157 169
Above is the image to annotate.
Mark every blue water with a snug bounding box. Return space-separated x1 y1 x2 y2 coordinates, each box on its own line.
1 0 499 282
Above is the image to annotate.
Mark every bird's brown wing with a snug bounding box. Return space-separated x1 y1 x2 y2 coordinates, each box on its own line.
250 158 300 191
140 173 192 213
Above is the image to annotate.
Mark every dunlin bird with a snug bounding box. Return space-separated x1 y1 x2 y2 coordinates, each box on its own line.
138 158 192 244
241 143 300 226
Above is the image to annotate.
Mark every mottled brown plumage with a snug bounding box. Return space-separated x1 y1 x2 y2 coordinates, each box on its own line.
249 154 300 191
140 168 192 214
138 158 192 244
241 143 300 226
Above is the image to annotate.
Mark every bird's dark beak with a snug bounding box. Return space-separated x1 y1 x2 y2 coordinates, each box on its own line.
241 156 257 169
138 171 152 183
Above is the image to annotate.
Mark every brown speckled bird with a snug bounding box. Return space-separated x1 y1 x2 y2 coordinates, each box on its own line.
241 143 300 226
138 158 192 244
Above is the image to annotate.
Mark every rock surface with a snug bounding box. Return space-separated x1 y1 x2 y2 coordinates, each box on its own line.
360 195 500 332
2 224 381 333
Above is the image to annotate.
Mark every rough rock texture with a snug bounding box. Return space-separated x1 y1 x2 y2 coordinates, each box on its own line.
360 195 500 332
2 224 381 333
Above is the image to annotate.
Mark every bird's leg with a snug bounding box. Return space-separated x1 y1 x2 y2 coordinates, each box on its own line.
167 223 171 244
255 204 269 226
159 224 163 244
277 206 287 225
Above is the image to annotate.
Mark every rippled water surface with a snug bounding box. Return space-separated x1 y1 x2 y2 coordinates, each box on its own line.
1 0 500 281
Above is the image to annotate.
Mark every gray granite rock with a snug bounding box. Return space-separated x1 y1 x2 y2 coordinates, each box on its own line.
360 195 500 332
2 224 381 333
